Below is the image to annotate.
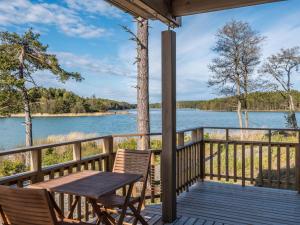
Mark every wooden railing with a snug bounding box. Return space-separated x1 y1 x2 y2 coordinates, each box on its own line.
202 127 300 190
0 126 299 222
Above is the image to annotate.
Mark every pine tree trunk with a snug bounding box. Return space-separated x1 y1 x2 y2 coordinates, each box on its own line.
22 89 33 147
137 19 150 150
19 47 33 166
288 94 298 128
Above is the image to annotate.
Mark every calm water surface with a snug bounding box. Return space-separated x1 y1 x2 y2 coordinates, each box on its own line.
0 109 298 150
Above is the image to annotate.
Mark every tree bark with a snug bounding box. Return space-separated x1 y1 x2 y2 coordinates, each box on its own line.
18 47 33 147
287 93 298 128
19 47 33 166
236 85 243 129
137 19 150 150
22 89 33 147
236 84 244 139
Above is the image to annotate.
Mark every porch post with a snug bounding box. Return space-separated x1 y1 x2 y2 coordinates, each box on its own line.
161 30 177 222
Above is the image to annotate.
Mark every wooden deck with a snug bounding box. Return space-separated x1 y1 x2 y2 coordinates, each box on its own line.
142 181 300 225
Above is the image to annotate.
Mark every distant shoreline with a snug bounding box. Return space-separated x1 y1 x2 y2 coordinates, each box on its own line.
150 108 299 113
1 111 130 118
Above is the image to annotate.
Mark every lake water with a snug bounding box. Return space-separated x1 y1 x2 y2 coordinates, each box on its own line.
0 109 299 150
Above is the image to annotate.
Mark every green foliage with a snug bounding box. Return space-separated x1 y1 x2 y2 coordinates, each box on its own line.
0 160 27 176
0 29 82 117
0 29 82 83
118 138 137 150
150 91 300 112
0 87 134 115
118 138 162 150
42 148 73 167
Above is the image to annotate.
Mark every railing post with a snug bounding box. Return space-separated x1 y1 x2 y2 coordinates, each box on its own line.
192 129 198 143
103 136 114 171
30 149 42 182
73 142 82 161
198 128 205 181
296 131 300 193
177 132 184 147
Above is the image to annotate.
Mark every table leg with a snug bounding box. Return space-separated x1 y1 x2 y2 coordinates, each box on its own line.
90 199 113 225
118 184 134 225
67 196 80 219
48 192 64 220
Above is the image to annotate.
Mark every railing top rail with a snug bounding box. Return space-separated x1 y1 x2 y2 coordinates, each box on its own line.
0 135 112 156
204 139 299 146
202 126 300 132
112 132 161 138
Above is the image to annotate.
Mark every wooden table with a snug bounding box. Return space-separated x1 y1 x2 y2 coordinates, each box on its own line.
30 170 142 225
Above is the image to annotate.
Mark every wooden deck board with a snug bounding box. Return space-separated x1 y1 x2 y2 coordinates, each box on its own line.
141 181 300 225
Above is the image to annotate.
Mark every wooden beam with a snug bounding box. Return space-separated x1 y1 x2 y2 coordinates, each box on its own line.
106 0 180 27
161 30 177 223
172 0 283 17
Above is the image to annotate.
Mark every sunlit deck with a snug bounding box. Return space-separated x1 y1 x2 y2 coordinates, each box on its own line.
142 181 300 225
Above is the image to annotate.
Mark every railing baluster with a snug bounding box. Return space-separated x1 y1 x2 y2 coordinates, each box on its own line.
176 150 179 192
277 145 281 188
250 144 254 184
259 144 263 186
217 143 221 181
242 144 245 187
234 144 237 182
59 168 64 216
210 142 213 180
200 128 205 181
225 142 229 182
296 134 300 193
188 146 192 186
286 145 290 189
268 145 272 186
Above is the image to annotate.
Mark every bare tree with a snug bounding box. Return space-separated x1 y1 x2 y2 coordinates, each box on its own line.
208 20 264 130
122 18 150 150
260 47 300 128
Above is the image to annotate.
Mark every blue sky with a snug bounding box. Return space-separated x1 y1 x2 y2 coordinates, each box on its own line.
0 0 299 103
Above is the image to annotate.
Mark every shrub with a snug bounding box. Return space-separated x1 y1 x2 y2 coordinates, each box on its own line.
0 160 27 176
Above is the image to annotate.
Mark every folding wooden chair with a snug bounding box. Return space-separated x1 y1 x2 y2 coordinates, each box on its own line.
97 149 151 225
0 185 91 225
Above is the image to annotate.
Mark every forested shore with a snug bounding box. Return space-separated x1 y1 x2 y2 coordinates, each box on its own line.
150 91 300 112
0 87 135 116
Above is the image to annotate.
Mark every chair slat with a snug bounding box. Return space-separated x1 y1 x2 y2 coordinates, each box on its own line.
0 185 56 225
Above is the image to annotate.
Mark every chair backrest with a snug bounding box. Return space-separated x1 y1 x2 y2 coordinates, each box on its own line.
0 185 57 225
113 149 151 182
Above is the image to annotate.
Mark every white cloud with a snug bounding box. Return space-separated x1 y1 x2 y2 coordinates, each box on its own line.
0 0 106 38
65 0 122 18
262 11 300 57
55 52 136 79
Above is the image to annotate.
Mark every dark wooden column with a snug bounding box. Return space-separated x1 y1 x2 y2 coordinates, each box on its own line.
161 30 177 222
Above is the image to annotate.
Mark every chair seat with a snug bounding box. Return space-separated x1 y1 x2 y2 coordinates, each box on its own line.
97 194 140 208
58 218 92 225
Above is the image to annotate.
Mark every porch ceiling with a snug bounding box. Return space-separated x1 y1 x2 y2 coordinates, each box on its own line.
105 0 283 27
